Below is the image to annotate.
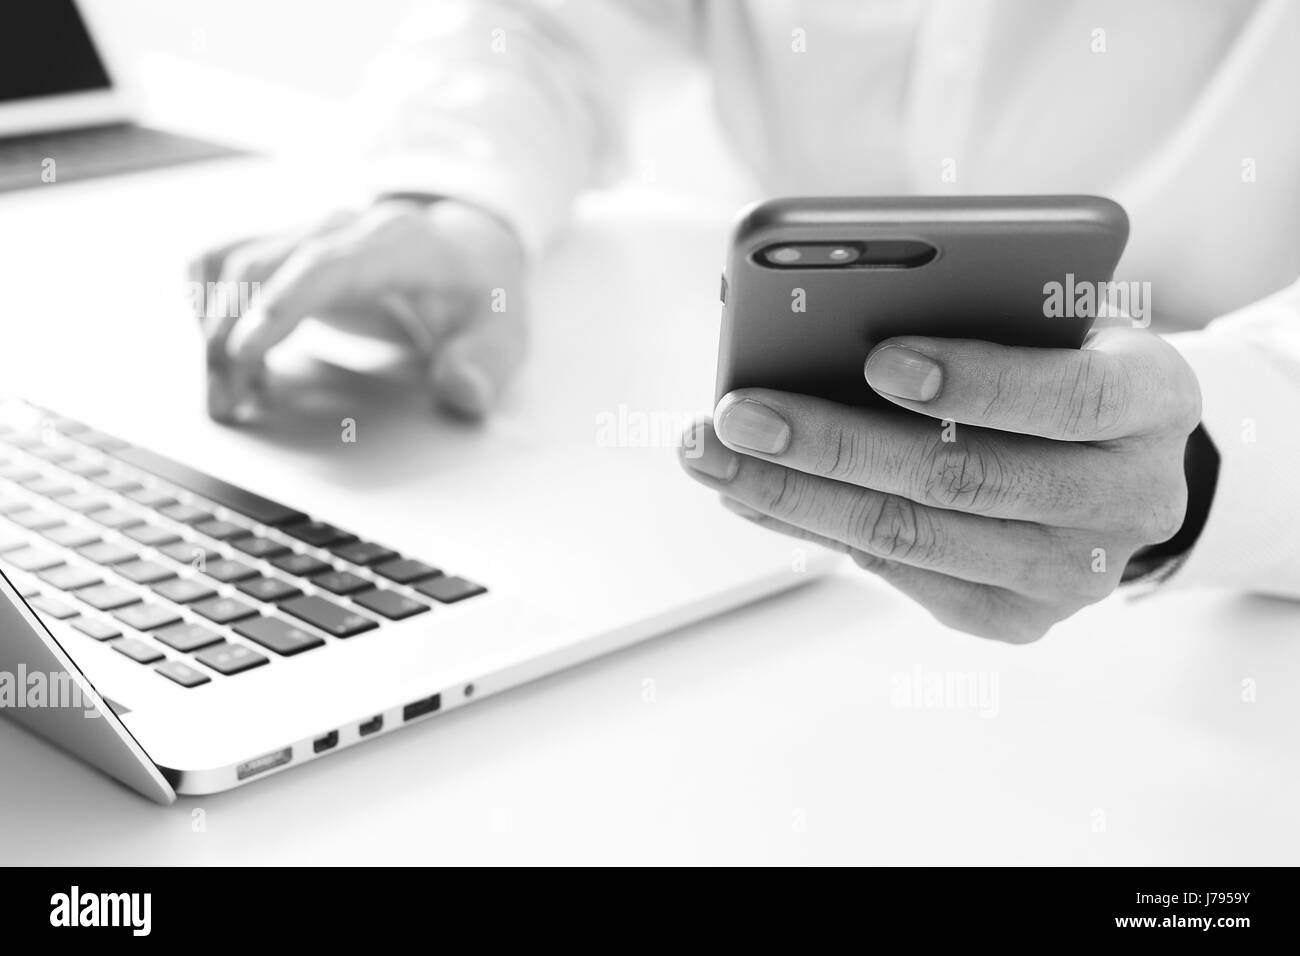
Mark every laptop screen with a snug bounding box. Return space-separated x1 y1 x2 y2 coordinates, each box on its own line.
0 0 111 105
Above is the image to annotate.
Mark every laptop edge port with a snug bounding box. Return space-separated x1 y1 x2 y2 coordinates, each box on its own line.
358 715 383 737
313 730 339 753
403 693 441 722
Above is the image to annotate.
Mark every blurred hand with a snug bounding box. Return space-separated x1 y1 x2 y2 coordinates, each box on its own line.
190 198 527 422
681 328 1202 643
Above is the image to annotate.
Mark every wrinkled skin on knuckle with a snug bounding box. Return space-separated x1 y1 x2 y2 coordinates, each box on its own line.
855 494 929 561
917 435 1011 514
757 467 810 523
813 417 872 484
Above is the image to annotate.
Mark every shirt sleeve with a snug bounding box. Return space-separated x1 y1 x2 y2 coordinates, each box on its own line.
350 0 698 260
1158 277 1300 598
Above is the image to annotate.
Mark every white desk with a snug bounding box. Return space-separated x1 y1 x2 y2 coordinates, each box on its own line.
1 158 1298 866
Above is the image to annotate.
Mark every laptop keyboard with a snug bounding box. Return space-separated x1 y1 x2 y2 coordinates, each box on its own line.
0 406 487 689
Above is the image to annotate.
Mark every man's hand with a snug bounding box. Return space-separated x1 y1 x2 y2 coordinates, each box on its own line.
681 329 1203 642
190 198 527 423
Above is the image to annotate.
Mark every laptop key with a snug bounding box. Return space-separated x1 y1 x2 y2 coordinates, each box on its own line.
310 569 372 596
114 603 182 632
48 417 89 436
151 577 217 604
159 502 214 525
71 463 115 481
232 535 290 559
192 596 258 625
155 659 211 688
3 547 64 572
280 595 377 638
0 534 27 553
125 487 176 508
269 552 332 577
76 584 141 611
43 524 100 548
353 588 430 621
72 617 121 641
113 637 165 664
37 564 101 591
282 521 356 548
416 575 488 604
92 508 143 530
195 642 269 676
20 476 74 497
203 558 258 583
111 445 308 527
114 559 177 585
53 491 110 514
28 446 75 463
29 594 79 620
63 460 108 479
74 429 129 451
0 464 40 483
374 558 440 584
155 621 223 653
91 474 142 494
233 615 325 656
8 508 64 531
331 541 398 566
237 576 302 603
158 540 219 567
123 523 181 547
76 541 137 565
195 519 252 542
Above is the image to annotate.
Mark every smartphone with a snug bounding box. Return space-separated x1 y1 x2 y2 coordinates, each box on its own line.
715 195 1129 407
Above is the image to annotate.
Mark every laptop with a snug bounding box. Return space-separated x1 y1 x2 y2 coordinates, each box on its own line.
0 0 243 193
0 377 839 801
0 4 837 807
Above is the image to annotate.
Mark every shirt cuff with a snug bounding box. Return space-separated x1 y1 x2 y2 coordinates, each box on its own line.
1155 329 1300 595
361 151 555 262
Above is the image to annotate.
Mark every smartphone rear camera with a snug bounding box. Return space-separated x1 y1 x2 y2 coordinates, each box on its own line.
757 242 866 269
765 245 804 265
756 239 935 270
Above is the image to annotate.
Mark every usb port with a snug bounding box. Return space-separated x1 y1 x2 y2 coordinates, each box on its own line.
313 731 338 754
236 747 291 780
358 715 383 737
403 694 441 722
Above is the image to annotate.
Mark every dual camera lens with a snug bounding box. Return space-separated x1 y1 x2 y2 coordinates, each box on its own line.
758 239 938 270
763 244 859 266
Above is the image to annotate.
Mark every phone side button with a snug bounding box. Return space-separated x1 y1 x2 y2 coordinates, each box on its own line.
719 273 728 304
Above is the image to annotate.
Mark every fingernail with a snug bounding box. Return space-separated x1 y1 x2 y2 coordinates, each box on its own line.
715 398 791 454
681 423 739 481
432 360 495 419
864 346 942 401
